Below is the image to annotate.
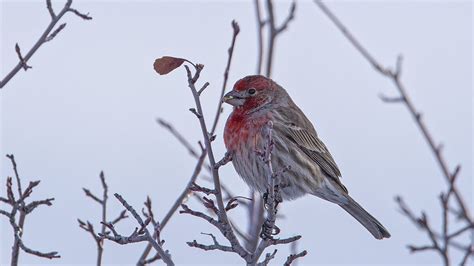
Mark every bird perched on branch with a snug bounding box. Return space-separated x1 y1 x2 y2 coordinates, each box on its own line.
223 75 390 240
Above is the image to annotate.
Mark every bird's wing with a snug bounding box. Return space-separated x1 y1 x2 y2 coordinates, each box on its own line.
285 124 341 176
273 107 347 193
285 124 347 193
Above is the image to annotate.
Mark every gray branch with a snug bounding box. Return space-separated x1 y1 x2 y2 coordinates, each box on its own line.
0 0 92 89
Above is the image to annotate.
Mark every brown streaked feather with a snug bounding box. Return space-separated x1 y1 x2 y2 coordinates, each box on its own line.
273 104 347 193
285 126 341 177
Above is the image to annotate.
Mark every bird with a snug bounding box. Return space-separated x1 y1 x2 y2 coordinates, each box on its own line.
222 75 391 240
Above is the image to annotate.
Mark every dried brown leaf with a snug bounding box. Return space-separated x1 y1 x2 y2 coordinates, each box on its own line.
153 56 185 75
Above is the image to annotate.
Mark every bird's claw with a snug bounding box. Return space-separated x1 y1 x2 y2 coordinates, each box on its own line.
260 220 280 240
263 185 282 210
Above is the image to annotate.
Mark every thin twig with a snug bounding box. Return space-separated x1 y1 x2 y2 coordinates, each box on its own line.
105 193 174 266
187 233 234 253
396 196 469 252
98 171 108 266
254 0 265 75
83 188 102 204
1 0 92 89
141 22 240 261
184 63 249 258
315 1 472 264
1 155 60 265
314 2 470 218
264 0 296 77
46 0 55 18
257 249 277 266
137 149 207 265
78 172 127 265
6 155 22 201
210 20 240 136
284 250 308 266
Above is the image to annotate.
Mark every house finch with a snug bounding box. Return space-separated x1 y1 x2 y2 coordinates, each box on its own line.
223 75 390 239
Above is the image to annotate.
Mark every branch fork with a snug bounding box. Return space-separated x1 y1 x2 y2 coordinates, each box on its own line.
1 154 60 264
1 0 92 89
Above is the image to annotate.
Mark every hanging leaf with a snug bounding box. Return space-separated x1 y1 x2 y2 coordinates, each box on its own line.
153 56 185 75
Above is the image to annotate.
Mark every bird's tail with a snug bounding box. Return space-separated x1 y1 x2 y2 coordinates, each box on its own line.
339 196 391 239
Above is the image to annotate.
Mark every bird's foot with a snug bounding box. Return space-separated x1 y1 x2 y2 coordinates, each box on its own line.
260 220 280 240
263 185 282 210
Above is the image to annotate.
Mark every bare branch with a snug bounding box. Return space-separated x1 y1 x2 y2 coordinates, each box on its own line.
183 61 248 258
186 240 234 253
82 188 102 204
314 0 388 74
257 249 277 266
408 245 437 253
110 193 174 265
284 250 308 266
138 138 208 264
2 155 59 264
142 196 157 225
111 209 128 225
190 182 217 195
45 23 67 42
214 151 233 169
187 232 234 253
78 171 128 265
460 246 474 266
67 8 93 20
270 235 302 245
0 196 8 204
24 198 54 214
1 0 91 89
198 82 210 95
142 253 162 265
15 43 32 71
20 180 41 202
6 154 22 197
100 221 148 244
78 219 99 242
264 0 297 77
189 107 202 118
396 196 469 252
161 150 208 229
316 1 472 264
315 1 470 219
209 20 240 135
254 0 265 75
448 224 474 240
16 232 60 259
180 204 218 226
46 0 55 18
378 93 404 103
0 210 11 218
275 1 296 34
7 177 15 204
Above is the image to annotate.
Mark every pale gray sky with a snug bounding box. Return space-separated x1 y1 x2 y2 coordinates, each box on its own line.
1 0 472 265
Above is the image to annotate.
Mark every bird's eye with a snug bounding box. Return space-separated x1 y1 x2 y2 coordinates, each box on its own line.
248 88 256 95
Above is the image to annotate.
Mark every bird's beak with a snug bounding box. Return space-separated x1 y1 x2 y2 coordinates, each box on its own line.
223 90 245 107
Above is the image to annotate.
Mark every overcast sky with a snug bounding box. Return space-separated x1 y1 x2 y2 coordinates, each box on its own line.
1 0 472 265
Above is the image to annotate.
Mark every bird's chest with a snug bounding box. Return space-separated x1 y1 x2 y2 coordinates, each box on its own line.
224 112 271 193
224 112 269 153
